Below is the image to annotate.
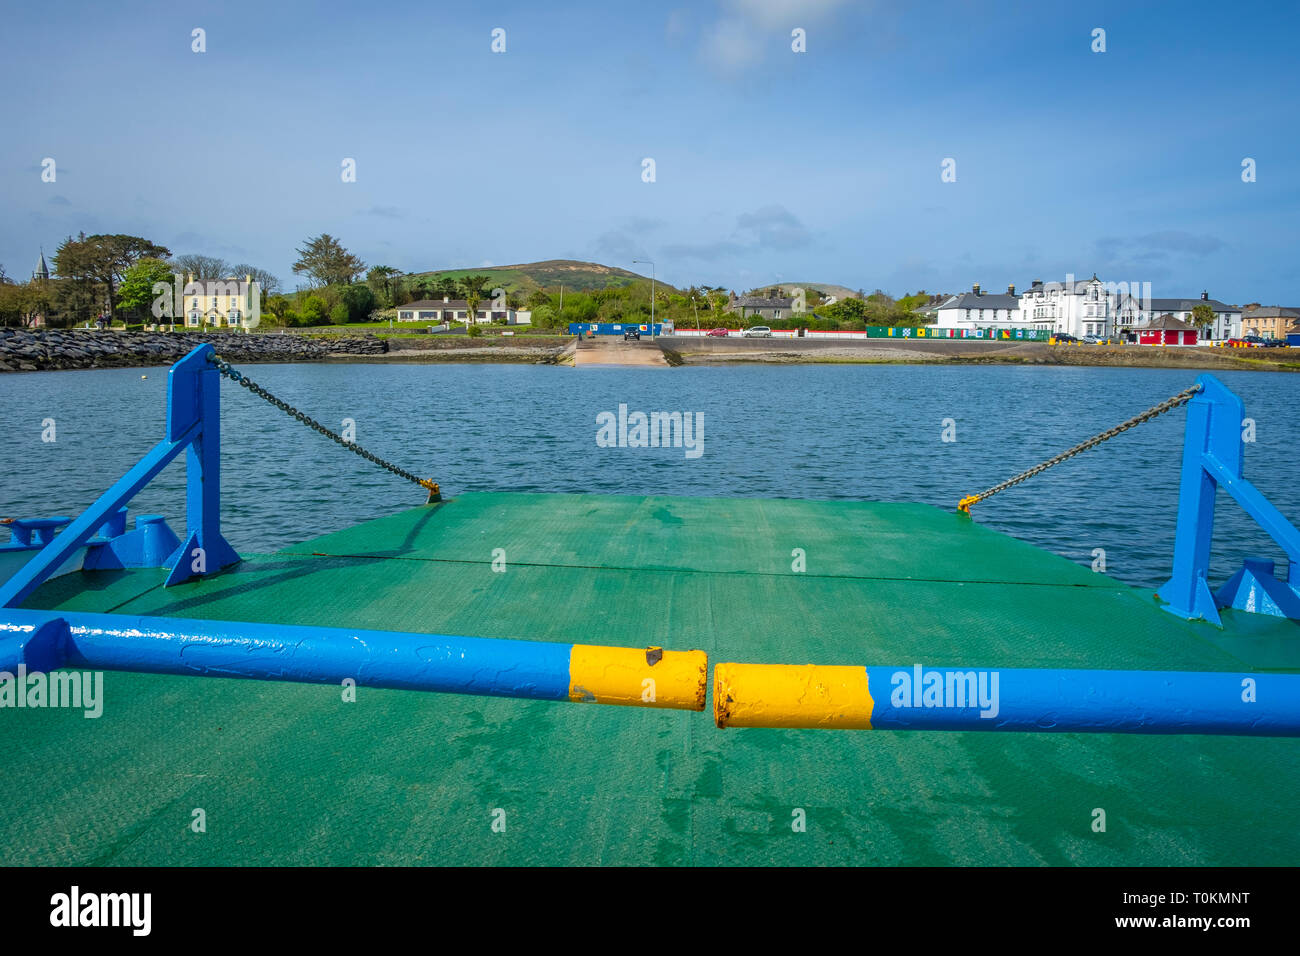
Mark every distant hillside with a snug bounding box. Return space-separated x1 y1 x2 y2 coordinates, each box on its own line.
746 282 863 301
406 259 670 294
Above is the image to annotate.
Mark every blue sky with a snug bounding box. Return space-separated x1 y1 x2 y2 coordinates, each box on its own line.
2 0 1298 302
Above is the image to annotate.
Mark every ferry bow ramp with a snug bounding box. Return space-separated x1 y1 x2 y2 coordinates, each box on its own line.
1 346 1298 866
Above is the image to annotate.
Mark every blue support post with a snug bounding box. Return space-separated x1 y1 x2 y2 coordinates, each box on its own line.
1156 374 1300 624
164 345 239 585
0 344 239 609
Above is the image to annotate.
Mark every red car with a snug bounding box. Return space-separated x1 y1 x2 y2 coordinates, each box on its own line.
706 327 729 337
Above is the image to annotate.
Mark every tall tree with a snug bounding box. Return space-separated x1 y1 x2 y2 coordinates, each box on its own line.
0 281 22 327
459 274 491 326
54 233 171 317
229 264 280 297
366 265 401 308
292 234 365 288
341 283 377 321
117 258 176 322
50 276 98 326
408 276 436 301
172 254 230 280
1191 303 1216 337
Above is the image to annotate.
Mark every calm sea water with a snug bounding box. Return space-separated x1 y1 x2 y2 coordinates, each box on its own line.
1 362 1296 590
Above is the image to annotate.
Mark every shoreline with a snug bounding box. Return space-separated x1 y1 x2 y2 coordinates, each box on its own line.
3 328 1296 373
663 336 1300 371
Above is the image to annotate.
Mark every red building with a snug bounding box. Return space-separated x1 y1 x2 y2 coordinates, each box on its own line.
1136 313 1198 346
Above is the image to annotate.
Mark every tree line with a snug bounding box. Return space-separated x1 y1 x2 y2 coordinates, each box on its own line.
1 230 927 332
0 233 283 328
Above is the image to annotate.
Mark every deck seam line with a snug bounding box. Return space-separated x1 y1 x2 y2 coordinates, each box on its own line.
273 550 1130 590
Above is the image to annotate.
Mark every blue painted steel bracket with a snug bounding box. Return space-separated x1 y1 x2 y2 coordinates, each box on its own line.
1157 374 1300 624
81 514 183 572
0 611 68 673
0 345 240 609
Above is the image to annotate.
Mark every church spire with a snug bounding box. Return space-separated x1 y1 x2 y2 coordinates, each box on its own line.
33 247 50 281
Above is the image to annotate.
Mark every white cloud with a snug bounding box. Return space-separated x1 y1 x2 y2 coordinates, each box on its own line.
701 0 851 73
723 0 849 29
702 18 763 71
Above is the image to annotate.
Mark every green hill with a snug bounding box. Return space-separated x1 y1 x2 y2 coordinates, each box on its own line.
405 259 672 295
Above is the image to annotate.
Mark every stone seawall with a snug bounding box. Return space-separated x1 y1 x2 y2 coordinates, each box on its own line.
0 329 387 372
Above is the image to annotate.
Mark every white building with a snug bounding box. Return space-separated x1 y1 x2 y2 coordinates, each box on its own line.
1018 275 1111 338
1113 291 1240 343
397 297 531 325
933 283 1026 329
934 275 1242 342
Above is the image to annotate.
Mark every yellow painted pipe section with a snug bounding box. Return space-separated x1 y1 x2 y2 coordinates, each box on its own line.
714 662 874 728
568 645 707 711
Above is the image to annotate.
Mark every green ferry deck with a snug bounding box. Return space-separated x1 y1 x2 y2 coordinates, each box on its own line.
3 491 1297 866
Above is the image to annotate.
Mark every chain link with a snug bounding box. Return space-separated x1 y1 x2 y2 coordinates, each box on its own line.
957 383 1203 513
207 354 440 499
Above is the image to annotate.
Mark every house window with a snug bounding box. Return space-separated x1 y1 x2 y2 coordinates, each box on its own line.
773 310 781 320
399 311 413 320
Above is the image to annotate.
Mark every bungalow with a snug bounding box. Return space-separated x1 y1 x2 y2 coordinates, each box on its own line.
397 297 531 325
1136 314 1198 346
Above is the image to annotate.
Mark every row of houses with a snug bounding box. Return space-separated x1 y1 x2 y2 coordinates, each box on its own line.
182 290 535 328
719 281 1293 345
925 274 1298 343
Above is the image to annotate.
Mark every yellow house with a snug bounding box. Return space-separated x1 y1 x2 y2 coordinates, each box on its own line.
181 274 258 328
1241 306 1299 340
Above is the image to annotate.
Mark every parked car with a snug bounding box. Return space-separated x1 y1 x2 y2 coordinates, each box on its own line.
1262 337 1287 348
623 328 640 341
706 328 730 337
1228 336 1265 347
1082 335 1102 344
741 326 773 338
1052 333 1079 343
